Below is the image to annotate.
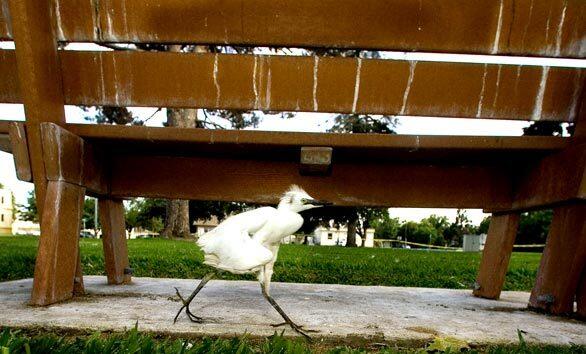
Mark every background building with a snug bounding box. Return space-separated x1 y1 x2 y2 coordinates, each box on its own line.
313 226 375 247
0 185 14 234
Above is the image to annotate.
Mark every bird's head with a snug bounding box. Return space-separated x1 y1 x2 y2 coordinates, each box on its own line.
278 185 332 212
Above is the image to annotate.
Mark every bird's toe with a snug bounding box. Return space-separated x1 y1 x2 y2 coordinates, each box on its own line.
270 322 288 328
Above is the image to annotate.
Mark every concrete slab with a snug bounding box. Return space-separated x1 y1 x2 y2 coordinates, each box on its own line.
0 276 584 346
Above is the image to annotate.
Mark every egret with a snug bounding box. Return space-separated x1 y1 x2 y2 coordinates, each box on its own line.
173 185 332 339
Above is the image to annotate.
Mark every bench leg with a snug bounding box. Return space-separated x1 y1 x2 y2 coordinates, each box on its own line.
473 213 520 299
31 181 85 306
578 270 586 320
73 250 85 295
99 198 131 284
529 204 586 315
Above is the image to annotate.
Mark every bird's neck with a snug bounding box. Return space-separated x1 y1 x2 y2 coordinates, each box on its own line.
277 203 302 213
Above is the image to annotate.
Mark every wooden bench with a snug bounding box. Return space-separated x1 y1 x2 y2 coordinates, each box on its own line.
0 0 584 319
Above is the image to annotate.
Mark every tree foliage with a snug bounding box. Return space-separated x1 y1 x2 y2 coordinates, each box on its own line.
463 210 552 247
517 210 552 245
123 198 249 235
16 191 38 223
522 121 574 137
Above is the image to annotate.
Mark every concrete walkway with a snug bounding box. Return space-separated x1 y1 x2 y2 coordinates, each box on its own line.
0 276 584 346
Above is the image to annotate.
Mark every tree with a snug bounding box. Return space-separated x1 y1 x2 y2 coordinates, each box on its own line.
125 198 166 233
443 209 477 247
318 111 397 247
17 190 38 223
422 215 450 235
523 121 575 137
371 214 401 240
517 210 552 245
81 198 99 235
478 216 491 234
523 121 564 136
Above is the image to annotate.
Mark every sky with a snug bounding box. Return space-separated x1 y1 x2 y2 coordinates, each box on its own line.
1 42 584 225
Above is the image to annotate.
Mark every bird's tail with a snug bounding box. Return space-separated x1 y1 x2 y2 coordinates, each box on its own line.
203 253 220 267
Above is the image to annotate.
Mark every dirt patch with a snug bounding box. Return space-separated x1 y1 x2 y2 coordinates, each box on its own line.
405 326 439 336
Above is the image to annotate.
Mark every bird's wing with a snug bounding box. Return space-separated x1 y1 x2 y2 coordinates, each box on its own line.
197 225 273 274
219 207 277 236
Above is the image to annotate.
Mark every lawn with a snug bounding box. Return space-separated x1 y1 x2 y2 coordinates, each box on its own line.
0 236 541 291
1 327 584 354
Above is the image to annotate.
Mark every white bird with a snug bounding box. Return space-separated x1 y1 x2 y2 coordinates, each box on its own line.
174 185 331 339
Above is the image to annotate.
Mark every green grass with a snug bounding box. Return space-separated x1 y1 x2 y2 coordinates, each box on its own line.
0 327 584 354
0 236 540 291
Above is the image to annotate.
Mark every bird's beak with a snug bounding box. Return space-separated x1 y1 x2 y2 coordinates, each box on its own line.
307 199 333 207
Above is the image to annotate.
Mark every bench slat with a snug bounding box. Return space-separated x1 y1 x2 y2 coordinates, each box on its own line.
0 51 583 121
0 0 584 58
67 123 570 151
109 154 512 209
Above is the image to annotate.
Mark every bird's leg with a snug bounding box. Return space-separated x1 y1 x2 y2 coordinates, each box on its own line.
174 288 203 322
260 280 317 341
173 272 215 324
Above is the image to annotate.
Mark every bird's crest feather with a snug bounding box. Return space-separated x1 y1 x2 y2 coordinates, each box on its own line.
287 184 306 194
280 184 308 204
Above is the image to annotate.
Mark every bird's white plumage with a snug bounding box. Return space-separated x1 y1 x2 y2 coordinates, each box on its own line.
197 207 277 274
179 186 328 338
196 186 321 276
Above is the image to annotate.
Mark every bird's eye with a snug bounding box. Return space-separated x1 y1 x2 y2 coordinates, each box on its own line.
300 198 307 204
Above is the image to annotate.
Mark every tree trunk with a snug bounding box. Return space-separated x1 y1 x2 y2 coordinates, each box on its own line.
161 45 197 238
346 215 358 247
161 105 196 238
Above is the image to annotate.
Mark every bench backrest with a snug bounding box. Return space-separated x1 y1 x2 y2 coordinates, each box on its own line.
0 0 584 212
0 0 584 121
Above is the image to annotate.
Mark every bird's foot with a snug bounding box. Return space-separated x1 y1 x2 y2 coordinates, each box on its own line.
173 287 203 323
271 321 318 340
186 308 204 323
270 322 318 332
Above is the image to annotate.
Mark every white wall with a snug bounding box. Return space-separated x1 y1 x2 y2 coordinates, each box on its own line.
313 226 375 247
0 188 14 234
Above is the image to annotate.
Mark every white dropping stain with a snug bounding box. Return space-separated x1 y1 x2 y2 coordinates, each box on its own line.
213 54 221 107
98 53 106 103
544 12 551 48
532 66 550 121
54 0 65 40
265 57 272 110
567 69 583 121
417 0 423 31
492 0 505 54
89 0 98 40
56 132 62 179
554 2 567 56
112 53 121 105
121 0 129 39
400 61 417 115
252 56 259 108
409 136 420 152
313 56 320 112
106 8 114 40
1 0 11 36
514 65 523 96
492 64 502 109
351 58 362 114
476 64 489 118
521 0 535 47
